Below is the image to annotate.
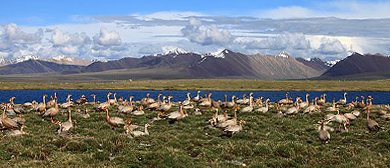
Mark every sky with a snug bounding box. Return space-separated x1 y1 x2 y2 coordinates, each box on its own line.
1 0 390 61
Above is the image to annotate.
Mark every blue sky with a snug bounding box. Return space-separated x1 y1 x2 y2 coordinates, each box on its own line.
0 0 390 61
0 0 375 25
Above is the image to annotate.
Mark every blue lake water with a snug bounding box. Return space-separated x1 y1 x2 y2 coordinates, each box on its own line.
0 90 389 105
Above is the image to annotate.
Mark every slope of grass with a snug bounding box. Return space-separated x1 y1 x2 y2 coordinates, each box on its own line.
1 79 390 91
0 104 389 167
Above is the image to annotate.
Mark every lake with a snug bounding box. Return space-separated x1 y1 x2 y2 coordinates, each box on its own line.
0 90 389 105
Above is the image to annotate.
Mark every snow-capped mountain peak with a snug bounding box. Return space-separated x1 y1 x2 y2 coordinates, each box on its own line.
162 46 189 55
52 55 74 62
202 49 229 58
325 60 340 67
275 51 290 58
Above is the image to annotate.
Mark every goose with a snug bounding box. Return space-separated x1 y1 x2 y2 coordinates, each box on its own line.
330 110 350 132
192 91 201 102
98 92 112 111
199 93 212 108
8 97 25 114
183 104 194 110
255 96 264 107
193 108 202 115
217 107 239 128
299 94 310 108
60 94 74 109
337 92 347 105
256 99 270 113
317 120 335 132
6 125 27 136
278 92 289 104
117 100 127 111
147 94 162 110
216 109 229 123
158 96 173 112
46 95 55 109
131 123 150 137
141 93 154 106
182 93 192 106
132 106 145 116
76 95 88 104
1 103 20 130
222 95 236 110
212 100 221 108
343 111 359 121
34 94 47 112
351 110 360 117
318 94 326 106
326 98 338 112
105 108 125 129
318 120 331 143
120 97 134 114
363 96 373 111
90 94 97 104
42 97 59 123
199 94 209 102
357 96 366 108
57 109 73 134
366 109 381 132
304 97 320 114
109 93 118 105
167 104 187 122
224 120 245 136
123 119 139 134
275 103 284 117
284 98 301 115
236 94 247 105
241 93 254 113
151 112 164 122
80 109 90 119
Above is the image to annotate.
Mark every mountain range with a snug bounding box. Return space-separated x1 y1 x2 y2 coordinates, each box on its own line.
0 49 389 80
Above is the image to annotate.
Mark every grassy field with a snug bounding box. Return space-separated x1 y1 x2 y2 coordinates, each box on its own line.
1 79 390 91
0 104 389 167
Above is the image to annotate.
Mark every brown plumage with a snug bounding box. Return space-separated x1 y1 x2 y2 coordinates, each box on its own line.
105 109 125 128
366 109 381 132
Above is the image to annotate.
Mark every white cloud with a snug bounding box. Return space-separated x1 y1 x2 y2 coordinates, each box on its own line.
317 38 347 55
60 46 79 55
51 28 90 46
245 33 311 50
93 27 121 46
2 23 43 44
133 11 204 21
181 18 233 46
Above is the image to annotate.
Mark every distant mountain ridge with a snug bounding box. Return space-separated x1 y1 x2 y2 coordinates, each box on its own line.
81 49 327 79
0 60 85 75
320 52 390 79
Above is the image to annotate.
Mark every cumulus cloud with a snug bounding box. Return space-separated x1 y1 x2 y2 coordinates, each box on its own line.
245 33 311 50
0 23 43 58
181 18 233 46
93 27 121 46
51 28 90 46
2 23 43 44
317 38 347 55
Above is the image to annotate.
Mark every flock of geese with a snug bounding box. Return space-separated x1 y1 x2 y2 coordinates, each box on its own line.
1 91 390 143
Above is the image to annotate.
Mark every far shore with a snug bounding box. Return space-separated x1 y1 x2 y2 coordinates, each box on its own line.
0 79 390 91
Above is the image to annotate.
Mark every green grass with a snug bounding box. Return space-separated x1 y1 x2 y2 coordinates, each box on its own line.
1 79 390 91
1 104 389 167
